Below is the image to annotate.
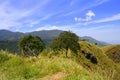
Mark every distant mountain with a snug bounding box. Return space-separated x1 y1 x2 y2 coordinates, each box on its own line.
0 30 24 41
0 29 62 41
0 30 109 46
28 30 63 45
0 30 63 53
29 30 63 39
80 36 109 46
0 29 109 53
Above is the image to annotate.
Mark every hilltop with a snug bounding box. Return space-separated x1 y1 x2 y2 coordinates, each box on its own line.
0 41 120 80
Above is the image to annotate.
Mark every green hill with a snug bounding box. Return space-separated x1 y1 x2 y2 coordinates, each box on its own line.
77 41 119 80
102 45 120 63
80 36 109 46
0 50 105 80
0 41 120 80
0 30 109 53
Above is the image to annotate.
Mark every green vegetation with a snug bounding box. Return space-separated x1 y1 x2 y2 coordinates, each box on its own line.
0 30 109 53
50 31 80 57
102 45 120 63
0 41 20 53
78 41 120 80
0 32 120 80
0 50 108 80
19 35 45 57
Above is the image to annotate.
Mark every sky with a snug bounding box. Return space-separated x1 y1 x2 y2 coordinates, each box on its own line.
0 0 120 44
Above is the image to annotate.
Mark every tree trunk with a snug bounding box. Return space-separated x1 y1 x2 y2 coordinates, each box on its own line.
66 48 68 58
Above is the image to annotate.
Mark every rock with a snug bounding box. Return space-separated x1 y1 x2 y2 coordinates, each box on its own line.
81 50 98 64
90 56 98 64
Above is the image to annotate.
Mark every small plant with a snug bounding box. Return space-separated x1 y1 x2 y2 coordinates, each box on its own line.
0 51 12 65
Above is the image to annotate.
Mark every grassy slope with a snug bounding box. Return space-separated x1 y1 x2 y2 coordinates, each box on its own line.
0 41 120 80
78 41 120 80
102 45 120 63
78 41 116 79
0 50 105 80
101 44 120 80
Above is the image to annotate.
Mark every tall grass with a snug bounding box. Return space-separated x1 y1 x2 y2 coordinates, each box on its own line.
0 41 119 80
0 50 109 80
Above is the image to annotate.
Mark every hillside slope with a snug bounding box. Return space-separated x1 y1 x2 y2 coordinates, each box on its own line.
0 50 105 80
102 45 120 63
73 41 120 80
80 36 109 46
0 41 120 80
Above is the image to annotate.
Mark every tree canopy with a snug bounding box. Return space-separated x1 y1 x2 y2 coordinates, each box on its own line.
19 35 45 57
50 31 80 57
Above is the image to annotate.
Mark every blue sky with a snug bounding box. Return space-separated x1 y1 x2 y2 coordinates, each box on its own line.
0 0 120 44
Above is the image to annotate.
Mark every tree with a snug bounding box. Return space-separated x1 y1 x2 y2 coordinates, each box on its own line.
19 35 45 57
50 31 80 57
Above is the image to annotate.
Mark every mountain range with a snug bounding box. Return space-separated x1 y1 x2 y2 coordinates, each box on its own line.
0 29 109 53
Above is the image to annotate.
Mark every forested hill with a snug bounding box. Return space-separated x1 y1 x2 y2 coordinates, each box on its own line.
0 29 62 41
0 30 24 41
0 29 109 45
0 29 109 53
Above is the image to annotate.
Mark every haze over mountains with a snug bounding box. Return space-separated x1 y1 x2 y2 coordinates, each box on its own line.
0 29 109 45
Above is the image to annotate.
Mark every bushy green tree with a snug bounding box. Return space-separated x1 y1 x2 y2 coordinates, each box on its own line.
50 31 80 57
19 35 45 57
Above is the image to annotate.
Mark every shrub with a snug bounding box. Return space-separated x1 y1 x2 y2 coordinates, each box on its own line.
19 35 45 57
50 31 80 57
0 51 12 65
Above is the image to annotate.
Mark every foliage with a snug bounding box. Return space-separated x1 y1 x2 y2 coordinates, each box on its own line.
77 41 119 80
0 51 108 80
0 50 13 66
1 41 120 80
19 35 45 57
0 41 20 54
50 31 80 57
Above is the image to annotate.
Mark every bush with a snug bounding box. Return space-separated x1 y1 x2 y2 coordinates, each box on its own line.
3 56 39 79
0 51 12 65
50 31 80 57
19 35 45 57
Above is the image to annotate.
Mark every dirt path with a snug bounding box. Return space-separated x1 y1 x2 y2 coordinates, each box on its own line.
39 72 67 80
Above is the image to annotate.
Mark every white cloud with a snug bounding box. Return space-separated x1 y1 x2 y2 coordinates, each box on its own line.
0 0 51 30
74 17 83 22
74 25 120 44
36 25 60 31
86 10 95 21
0 1 35 29
76 13 120 25
74 10 95 22
70 0 78 6
63 0 109 16
76 13 120 26
90 13 120 23
35 25 72 31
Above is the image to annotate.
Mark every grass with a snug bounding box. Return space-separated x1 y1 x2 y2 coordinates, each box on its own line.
79 41 120 80
0 51 108 80
0 41 120 80
102 45 120 63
